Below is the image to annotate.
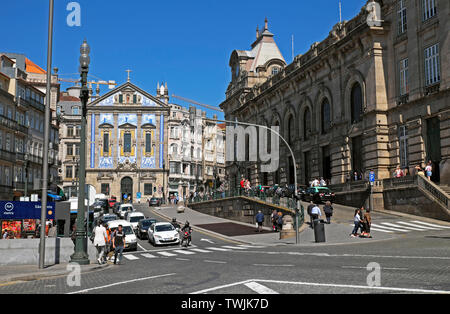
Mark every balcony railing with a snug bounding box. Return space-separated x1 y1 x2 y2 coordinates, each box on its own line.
0 115 28 134
0 149 15 162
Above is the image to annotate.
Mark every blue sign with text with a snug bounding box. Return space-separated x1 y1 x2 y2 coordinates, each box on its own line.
0 202 55 220
369 171 376 182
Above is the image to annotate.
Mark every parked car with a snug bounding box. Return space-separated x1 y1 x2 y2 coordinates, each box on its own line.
283 184 306 199
100 214 118 223
126 212 146 231
118 204 135 219
149 197 161 207
137 218 158 240
302 187 335 203
107 220 138 251
92 200 108 219
148 222 180 246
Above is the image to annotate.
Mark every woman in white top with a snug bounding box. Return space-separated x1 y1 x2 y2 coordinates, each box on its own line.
425 161 432 181
93 221 108 264
351 209 362 237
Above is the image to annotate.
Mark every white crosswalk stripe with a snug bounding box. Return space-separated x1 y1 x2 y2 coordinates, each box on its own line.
173 250 196 255
370 223 410 233
123 254 139 260
350 220 450 234
222 246 248 250
379 222 425 231
396 221 441 230
411 221 450 229
141 253 157 259
190 248 213 253
157 251 177 257
206 247 232 251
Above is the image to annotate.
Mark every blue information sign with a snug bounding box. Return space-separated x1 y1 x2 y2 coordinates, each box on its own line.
137 192 142 199
369 171 376 182
0 202 55 220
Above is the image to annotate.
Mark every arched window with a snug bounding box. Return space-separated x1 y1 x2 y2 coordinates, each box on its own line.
287 115 295 145
321 99 331 134
351 83 363 123
303 108 311 140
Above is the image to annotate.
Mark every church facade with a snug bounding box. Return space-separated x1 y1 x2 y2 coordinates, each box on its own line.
86 82 170 202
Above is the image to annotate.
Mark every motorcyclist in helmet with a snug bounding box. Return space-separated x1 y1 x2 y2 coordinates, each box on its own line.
181 221 192 246
171 218 181 230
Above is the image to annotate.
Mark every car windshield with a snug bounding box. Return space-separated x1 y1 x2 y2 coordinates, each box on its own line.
123 226 134 235
121 206 132 211
130 216 144 223
103 216 117 222
155 224 175 232
141 220 156 228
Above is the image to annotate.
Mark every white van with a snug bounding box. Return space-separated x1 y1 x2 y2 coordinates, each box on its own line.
107 220 137 251
127 212 146 231
118 204 134 219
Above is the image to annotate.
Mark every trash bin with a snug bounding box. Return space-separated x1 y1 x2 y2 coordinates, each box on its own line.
313 219 326 243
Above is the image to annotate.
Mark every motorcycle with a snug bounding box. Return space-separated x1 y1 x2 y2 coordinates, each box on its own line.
180 230 192 248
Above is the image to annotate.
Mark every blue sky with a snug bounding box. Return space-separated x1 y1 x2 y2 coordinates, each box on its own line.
0 0 365 119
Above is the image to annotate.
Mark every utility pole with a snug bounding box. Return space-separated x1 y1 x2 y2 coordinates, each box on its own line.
39 0 54 269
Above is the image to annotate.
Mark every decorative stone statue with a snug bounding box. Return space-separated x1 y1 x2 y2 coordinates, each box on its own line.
366 0 382 27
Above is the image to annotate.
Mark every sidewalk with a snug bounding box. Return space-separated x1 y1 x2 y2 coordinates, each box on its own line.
0 263 109 285
152 205 394 247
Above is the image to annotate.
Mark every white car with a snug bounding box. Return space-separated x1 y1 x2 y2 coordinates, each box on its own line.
148 222 180 246
107 220 138 251
118 204 134 219
127 212 146 231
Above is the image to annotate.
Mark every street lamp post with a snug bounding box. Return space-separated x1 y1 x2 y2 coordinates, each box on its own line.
38 0 54 269
70 39 90 265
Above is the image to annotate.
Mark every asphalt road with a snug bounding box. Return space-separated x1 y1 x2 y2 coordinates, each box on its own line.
0 204 449 295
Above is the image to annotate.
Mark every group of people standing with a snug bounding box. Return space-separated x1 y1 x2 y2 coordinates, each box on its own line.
309 178 328 187
306 201 334 226
351 207 372 238
71 221 126 265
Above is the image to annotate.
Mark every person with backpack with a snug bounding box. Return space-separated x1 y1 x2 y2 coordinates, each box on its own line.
255 210 265 233
323 201 334 224
277 212 283 231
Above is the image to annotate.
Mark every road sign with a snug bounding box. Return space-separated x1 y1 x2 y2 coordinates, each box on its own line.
369 171 376 182
137 192 142 199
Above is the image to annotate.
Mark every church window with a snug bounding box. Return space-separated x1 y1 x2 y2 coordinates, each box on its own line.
322 99 331 134
103 132 110 155
124 133 132 153
351 83 363 124
133 95 137 104
303 108 311 140
119 94 123 103
145 132 152 154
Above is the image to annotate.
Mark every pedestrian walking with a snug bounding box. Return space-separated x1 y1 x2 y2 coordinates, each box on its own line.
425 161 432 181
307 201 315 228
351 209 363 237
93 221 108 265
113 225 126 265
2 229 8 239
70 224 77 246
255 210 265 233
361 208 372 238
271 210 278 232
311 204 322 229
323 201 333 224
277 212 283 231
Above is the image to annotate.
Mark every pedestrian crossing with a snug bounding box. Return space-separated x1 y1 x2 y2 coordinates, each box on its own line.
121 245 266 262
350 220 450 234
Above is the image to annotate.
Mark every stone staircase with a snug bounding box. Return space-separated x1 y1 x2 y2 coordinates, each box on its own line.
439 185 450 196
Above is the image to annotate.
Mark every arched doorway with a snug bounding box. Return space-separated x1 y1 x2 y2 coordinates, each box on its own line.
121 177 133 202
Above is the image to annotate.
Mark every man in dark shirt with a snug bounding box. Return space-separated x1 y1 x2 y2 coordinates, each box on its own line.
255 210 265 233
113 225 126 265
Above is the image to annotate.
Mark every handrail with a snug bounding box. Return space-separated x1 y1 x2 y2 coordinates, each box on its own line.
416 174 449 209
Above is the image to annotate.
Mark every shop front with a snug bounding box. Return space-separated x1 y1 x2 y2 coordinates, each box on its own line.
0 201 55 239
